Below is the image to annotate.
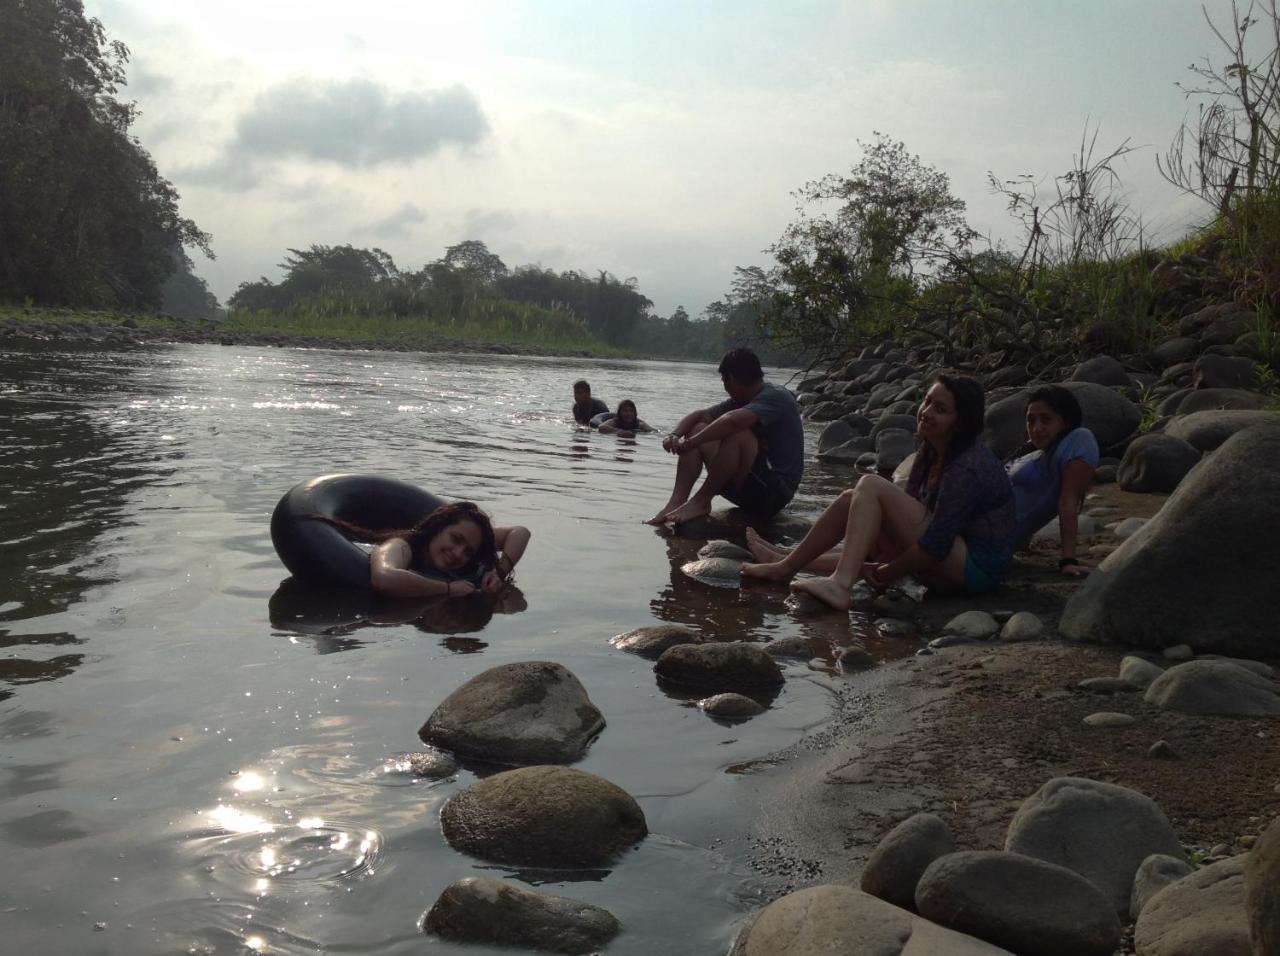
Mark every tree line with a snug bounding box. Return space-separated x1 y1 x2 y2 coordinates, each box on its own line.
0 0 216 314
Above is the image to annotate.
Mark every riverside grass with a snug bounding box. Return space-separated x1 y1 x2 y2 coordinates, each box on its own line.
1 298 629 357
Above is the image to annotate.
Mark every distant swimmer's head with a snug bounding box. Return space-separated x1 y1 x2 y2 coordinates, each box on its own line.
717 348 764 401
415 502 497 577
573 379 592 404
615 399 639 429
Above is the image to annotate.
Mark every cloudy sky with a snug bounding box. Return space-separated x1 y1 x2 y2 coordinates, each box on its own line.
90 0 1251 315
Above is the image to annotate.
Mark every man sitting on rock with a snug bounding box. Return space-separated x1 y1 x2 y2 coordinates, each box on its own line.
645 348 803 525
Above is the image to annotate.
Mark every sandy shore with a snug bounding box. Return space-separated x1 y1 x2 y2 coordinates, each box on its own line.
741 485 1280 914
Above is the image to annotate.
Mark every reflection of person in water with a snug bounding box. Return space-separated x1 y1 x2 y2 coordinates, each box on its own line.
319 502 530 598
597 400 654 436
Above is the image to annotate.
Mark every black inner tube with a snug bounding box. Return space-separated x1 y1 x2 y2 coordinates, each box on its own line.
270 474 449 588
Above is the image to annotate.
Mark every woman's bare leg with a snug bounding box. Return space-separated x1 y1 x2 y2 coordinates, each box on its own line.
741 488 858 581
791 475 931 610
745 527 842 572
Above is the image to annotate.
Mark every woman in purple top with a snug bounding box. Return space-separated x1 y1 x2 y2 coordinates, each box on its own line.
741 375 1015 610
1007 385 1099 577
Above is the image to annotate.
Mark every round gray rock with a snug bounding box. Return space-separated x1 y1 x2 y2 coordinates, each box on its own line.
1163 408 1280 452
1084 711 1137 728
1004 776 1183 914
1143 659 1280 716
915 850 1122 956
1119 656 1165 688
1117 433 1201 493
609 624 703 659
697 539 754 561
654 641 784 691
680 556 743 587
1134 855 1252 956
860 812 955 910
423 877 620 954
1246 817 1280 954
440 766 647 867
1072 354 1133 388
944 610 1000 640
1130 853 1194 920
999 611 1043 642
419 662 604 765
699 693 766 719
1178 387 1267 414
762 636 812 658
730 884 1017 955
1061 425 1280 657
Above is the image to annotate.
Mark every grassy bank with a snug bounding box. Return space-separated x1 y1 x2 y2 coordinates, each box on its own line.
0 302 634 359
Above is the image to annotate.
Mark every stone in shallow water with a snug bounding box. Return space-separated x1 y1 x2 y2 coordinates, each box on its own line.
419 661 604 766
697 539 753 561
838 645 875 671
423 876 620 954
441 766 647 867
698 693 766 719
762 636 812 658
654 642 785 692
382 749 458 779
609 624 702 659
680 556 743 588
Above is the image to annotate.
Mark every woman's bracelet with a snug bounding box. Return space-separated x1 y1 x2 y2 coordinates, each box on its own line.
1058 557 1080 569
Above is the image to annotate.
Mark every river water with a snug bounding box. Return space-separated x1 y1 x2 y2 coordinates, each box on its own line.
0 343 898 955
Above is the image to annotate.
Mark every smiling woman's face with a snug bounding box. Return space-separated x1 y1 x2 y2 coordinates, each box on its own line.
916 382 958 446
1025 400 1069 450
426 518 482 572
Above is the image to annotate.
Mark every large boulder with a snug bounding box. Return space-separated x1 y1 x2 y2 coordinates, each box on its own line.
1247 817 1280 954
1144 659 1280 716
861 812 955 910
1063 381 1141 449
1116 433 1201 493
440 766 647 867
1164 408 1280 452
1060 426 1280 656
914 850 1122 956
1004 776 1183 914
419 662 604 765
1072 354 1133 388
653 641 784 692
729 884 1015 955
1177 387 1267 414
875 428 919 474
1134 856 1252 956
1152 337 1200 368
423 877 620 954
1194 353 1258 390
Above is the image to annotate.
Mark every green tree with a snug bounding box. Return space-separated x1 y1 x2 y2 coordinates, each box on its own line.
763 134 974 359
0 0 211 307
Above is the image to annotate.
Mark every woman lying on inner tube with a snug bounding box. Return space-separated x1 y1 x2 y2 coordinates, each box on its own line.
322 503 531 599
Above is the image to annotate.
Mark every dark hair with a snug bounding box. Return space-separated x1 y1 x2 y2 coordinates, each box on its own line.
717 348 764 385
615 399 638 428
314 502 497 580
915 374 987 473
572 379 591 393
1011 385 1084 460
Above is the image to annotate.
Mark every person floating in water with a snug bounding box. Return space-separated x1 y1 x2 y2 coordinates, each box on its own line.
645 348 803 526
597 399 654 435
572 379 609 425
319 502 531 598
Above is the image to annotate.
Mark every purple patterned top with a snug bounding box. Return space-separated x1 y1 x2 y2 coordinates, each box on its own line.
907 440 1016 577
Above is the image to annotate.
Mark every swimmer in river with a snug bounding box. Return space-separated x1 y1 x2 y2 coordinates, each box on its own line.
572 379 610 425
597 399 654 435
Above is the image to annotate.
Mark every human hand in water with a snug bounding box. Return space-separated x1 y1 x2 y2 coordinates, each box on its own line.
448 580 478 598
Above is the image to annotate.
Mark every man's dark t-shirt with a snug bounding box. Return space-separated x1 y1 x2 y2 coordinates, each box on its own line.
706 382 804 493
573 397 609 424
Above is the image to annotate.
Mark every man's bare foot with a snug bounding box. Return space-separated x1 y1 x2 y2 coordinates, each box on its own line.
745 527 787 563
790 575 852 611
740 560 794 582
661 498 711 525
643 501 682 525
